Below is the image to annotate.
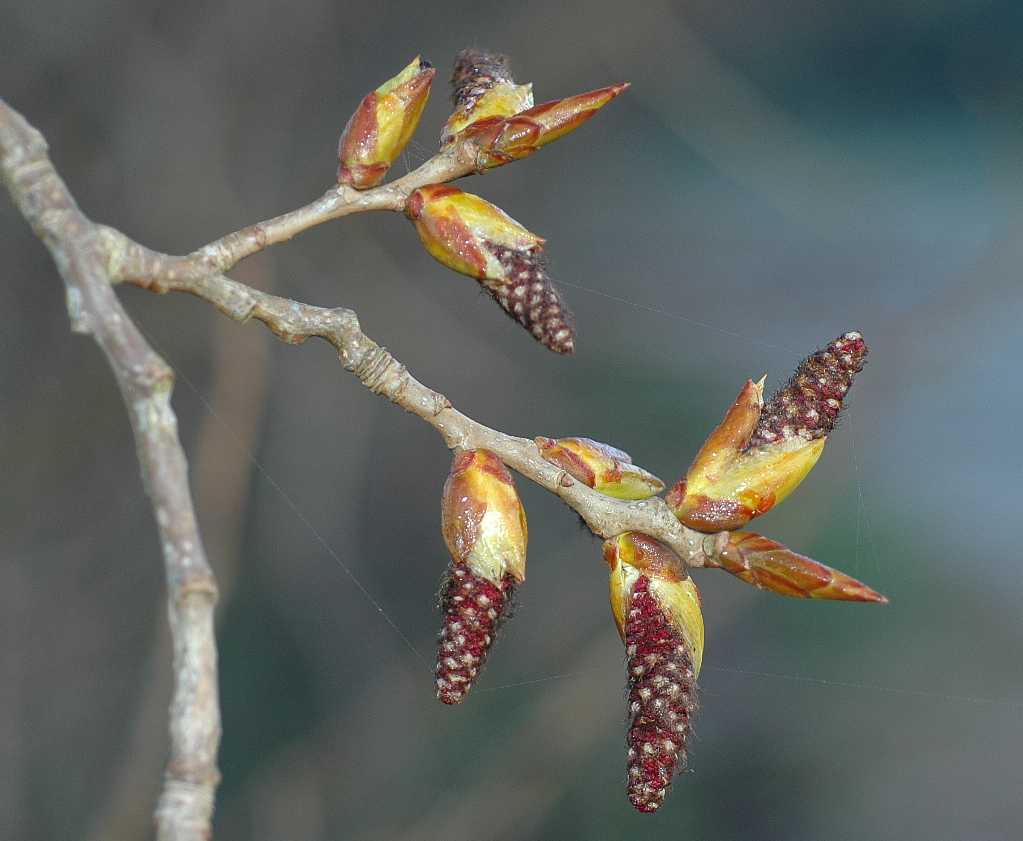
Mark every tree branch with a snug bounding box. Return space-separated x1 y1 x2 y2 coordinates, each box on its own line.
0 100 221 841
104 237 715 570
117 142 479 282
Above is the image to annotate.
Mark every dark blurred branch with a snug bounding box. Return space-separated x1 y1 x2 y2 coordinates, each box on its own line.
0 100 221 841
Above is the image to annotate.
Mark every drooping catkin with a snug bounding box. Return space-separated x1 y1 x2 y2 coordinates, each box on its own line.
436 563 515 704
624 576 698 813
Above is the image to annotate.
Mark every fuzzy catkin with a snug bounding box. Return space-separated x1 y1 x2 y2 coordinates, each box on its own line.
750 331 868 447
485 243 575 354
450 49 514 109
436 562 514 705
624 576 698 812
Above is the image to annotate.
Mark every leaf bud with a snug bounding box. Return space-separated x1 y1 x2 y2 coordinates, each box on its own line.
406 185 575 353
535 436 664 499
452 83 629 169
709 531 888 602
337 56 435 189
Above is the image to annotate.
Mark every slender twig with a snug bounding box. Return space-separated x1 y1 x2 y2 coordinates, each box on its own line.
1 100 221 841
123 142 479 282
103 240 715 569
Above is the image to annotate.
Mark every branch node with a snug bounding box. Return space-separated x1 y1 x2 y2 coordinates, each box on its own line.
5 153 50 188
251 224 268 252
130 360 175 396
432 394 453 416
97 225 135 283
175 573 220 604
352 343 408 400
709 532 729 558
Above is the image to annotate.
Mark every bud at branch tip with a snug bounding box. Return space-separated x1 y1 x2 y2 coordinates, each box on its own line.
338 56 435 189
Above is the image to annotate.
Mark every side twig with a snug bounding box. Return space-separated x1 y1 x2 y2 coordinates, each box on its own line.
0 100 221 841
104 241 715 570
119 143 478 282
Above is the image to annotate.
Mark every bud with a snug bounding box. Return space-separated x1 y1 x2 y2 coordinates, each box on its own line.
436 449 527 704
337 56 435 189
668 377 825 531
604 533 703 813
666 380 825 531
709 531 888 602
442 49 534 143
535 436 664 499
668 331 868 532
406 185 575 353
453 83 629 169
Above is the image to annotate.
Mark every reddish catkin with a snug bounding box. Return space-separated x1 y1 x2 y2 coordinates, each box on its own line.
436 562 515 704
750 331 868 447
486 244 575 354
625 576 698 813
450 48 514 110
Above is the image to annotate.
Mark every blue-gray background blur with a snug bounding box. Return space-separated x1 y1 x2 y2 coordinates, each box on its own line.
3 1 1021 839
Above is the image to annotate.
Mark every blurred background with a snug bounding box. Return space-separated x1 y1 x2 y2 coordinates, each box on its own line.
3 1 1022 839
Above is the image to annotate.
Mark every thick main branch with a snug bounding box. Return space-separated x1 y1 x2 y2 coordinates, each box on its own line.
0 100 221 841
